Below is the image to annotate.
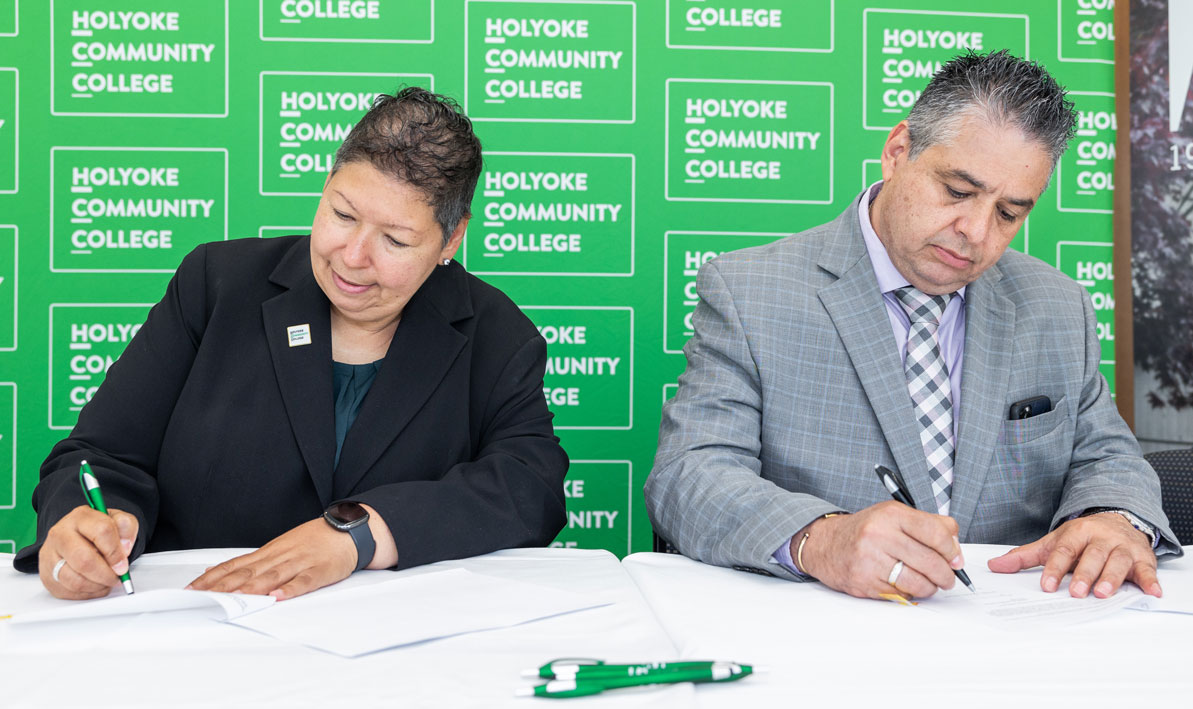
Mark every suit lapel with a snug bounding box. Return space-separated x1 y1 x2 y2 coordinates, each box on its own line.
261 238 336 507
947 265 1013 539
332 264 470 498
816 206 937 509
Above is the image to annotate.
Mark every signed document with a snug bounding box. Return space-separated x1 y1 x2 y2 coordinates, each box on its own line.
919 544 1190 626
227 567 611 656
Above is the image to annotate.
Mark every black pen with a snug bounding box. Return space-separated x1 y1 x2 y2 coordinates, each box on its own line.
873 464 975 593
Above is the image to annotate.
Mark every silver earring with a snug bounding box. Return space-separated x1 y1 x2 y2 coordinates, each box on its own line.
442 258 451 266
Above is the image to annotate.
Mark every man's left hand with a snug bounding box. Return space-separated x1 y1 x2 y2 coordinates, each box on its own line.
987 513 1160 598
187 517 357 600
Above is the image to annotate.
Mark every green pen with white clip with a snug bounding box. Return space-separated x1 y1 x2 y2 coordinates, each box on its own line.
523 659 732 681
517 661 756 698
78 460 135 595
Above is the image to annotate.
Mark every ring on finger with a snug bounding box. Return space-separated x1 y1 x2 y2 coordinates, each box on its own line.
887 560 905 586
52 558 68 584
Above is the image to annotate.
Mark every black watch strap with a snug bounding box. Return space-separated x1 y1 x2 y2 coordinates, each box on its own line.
346 522 375 572
324 502 376 572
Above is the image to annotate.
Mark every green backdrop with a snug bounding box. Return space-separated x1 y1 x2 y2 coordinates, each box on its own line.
0 0 1118 557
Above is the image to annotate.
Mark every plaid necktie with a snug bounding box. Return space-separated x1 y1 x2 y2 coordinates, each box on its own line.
893 287 955 515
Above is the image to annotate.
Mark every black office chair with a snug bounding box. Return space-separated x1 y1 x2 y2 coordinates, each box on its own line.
1144 448 1193 545
651 529 776 576
652 530 681 555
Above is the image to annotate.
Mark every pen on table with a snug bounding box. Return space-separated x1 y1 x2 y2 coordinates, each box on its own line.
78 460 135 595
523 659 726 680
516 661 755 698
873 464 975 593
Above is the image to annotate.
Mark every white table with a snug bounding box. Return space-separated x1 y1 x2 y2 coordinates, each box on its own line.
622 545 1193 707
0 548 686 709
4 545 1191 708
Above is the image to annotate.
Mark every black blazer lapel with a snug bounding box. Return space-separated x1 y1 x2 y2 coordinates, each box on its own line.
333 264 471 497
261 238 336 508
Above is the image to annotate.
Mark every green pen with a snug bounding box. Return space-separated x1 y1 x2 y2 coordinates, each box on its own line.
78 460 135 595
516 662 755 698
523 660 729 681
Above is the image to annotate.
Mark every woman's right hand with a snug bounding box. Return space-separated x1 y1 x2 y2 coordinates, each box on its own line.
39 506 139 599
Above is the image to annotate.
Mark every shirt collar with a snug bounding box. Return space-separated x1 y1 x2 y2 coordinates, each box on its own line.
858 180 966 300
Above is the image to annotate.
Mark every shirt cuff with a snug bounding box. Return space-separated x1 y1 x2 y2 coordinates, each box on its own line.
770 534 807 577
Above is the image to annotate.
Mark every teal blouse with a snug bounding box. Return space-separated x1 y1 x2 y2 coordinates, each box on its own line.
332 359 383 468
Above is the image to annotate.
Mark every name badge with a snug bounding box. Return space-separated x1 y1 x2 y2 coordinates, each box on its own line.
287 324 312 347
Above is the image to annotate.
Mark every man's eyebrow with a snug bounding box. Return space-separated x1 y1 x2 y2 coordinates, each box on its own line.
938 168 1035 209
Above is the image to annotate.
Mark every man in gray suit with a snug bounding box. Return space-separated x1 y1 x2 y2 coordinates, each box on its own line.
647 50 1181 601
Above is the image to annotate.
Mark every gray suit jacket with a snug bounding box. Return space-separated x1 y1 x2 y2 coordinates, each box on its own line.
646 197 1180 580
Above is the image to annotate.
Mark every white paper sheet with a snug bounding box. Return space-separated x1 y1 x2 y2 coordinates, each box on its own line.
2 554 275 624
226 567 611 657
9 588 274 624
923 584 1142 626
916 544 1192 626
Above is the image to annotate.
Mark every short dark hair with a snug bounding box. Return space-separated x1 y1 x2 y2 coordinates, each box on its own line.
332 87 483 245
907 49 1077 169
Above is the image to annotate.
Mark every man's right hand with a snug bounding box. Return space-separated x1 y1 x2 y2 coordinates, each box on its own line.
795 500 963 599
38 505 138 600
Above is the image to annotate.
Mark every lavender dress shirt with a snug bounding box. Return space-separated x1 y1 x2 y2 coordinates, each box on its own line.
772 182 966 574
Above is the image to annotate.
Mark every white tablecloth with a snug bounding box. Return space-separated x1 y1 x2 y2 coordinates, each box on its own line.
622 544 1193 707
4 545 1191 708
1 548 684 709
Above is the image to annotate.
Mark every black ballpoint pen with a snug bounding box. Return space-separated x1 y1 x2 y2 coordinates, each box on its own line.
873 464 975 593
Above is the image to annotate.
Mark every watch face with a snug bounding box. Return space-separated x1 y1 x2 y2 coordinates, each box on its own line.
326 501 368 527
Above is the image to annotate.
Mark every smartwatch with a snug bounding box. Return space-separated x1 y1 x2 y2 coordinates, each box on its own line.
324 501 375 571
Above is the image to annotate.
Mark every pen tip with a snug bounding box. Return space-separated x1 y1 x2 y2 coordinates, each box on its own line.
123 580 135 595
966 583 976 593
514 688 534 698
520 670 539 678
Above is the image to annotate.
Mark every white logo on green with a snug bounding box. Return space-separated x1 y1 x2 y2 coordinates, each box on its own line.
50 304 152 429
550 461 630 555
52 148 226 273
0 0 16 35
260 72 431 195
0 383 13 510
1058 92 1115 214
467 0 635 123
467 153 633 276
0 227 14 351
863 10 1027 130
52 1 228 116
1058 0 1114 64
524 306 632 430
666 0 832 52
664 232 785 353
261 0 432 42
1057 242 1114 365
0 69 15 193
666 79 832 203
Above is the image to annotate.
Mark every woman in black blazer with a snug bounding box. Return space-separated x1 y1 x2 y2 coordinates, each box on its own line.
18 88 569 600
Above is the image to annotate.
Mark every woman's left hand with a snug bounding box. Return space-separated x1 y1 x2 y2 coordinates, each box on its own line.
187 517 358 600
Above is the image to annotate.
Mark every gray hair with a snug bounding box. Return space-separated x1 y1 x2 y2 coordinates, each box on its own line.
332 87 483 246
906 50 1077 169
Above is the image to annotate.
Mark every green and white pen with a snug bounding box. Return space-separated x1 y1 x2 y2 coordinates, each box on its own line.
517 662 755 698
523 660 729 681
78 460 135 595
